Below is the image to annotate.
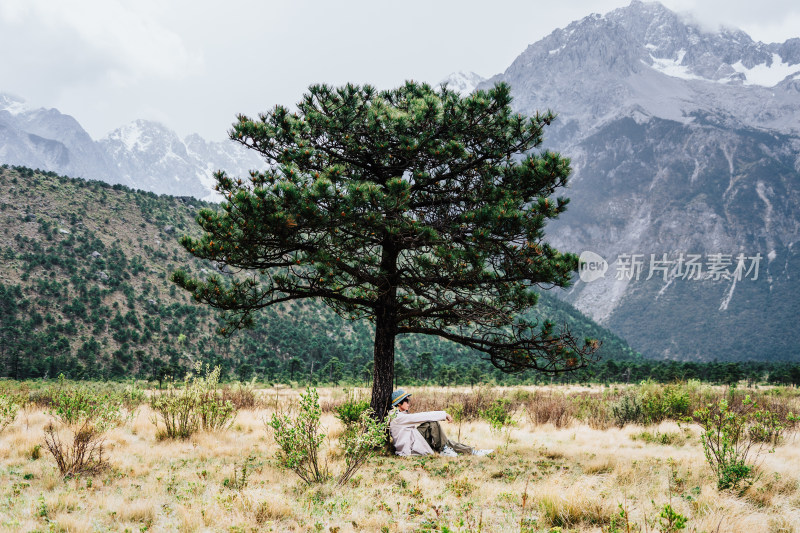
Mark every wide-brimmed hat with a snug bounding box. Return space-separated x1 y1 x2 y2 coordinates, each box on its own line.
391 389 411 407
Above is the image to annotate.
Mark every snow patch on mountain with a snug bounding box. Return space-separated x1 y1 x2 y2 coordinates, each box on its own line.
731 54 800 87
648 50 703 81
719 276 737 311
107 120 152 152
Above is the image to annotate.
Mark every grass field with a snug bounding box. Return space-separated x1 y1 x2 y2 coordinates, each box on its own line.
1 384 799 532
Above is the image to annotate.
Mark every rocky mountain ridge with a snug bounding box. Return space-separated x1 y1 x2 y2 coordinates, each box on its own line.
479 1 800 361
481 1 800 140
0 94 265 200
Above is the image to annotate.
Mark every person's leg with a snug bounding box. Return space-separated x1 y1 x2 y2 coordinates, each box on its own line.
416 421 447 452
418 421 474 455
445 439 474 455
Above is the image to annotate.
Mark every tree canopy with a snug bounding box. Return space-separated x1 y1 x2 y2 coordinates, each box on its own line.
172 81 599 416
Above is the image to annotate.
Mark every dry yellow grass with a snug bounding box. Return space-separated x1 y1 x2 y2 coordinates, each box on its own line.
0 385 798 532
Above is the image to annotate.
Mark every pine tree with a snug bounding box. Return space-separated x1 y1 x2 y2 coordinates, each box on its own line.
172 81 599 417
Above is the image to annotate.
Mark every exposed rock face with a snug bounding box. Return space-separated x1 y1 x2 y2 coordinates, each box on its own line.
477 1 800 361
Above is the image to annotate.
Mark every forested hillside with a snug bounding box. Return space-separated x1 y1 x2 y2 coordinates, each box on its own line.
0 165 640 384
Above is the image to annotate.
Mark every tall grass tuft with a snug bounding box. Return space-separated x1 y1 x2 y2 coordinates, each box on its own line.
525 391 573 428
222 379 260 410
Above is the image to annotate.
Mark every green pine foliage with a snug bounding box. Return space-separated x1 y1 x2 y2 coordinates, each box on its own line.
172 81 604 412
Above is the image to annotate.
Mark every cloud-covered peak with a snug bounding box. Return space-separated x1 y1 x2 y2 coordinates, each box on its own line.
0 93 29 115
439 72 486 96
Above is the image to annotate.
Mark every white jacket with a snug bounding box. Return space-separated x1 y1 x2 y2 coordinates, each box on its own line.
389 410 447 456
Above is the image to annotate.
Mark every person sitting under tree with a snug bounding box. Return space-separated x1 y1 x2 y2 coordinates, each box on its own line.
389 389 493 457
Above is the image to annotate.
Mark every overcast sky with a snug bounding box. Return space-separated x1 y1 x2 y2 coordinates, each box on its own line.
1 0 798 141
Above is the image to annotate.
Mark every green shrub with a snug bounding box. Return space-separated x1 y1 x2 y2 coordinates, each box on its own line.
149 364 237 439
482 398 514 431
269 387 387 487
43 383 127 478
196 366 237 431
630 430 685 446
29 444 42 460
635 381 692 424
121 381 147 409
481 398 516 449
149 380 200 439
337 407 388 486
446 402 466 441
334 389 370 431
657 503 688 532
268 387 329 484
50 385 126 431
611 394 644 427
694 396 784 491
0 392 20 432
223 455 256 491
571 393 611 429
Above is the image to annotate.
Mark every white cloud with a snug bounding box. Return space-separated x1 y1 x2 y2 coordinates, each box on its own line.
0 0 202 86
0 0 798 141
660 0 800 42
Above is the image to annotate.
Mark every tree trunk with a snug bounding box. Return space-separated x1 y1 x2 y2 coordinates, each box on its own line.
370 304 396 420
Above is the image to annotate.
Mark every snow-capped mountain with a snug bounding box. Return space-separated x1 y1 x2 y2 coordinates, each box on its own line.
439 72 486 95
0 94 117 183
479 1 800 361
483 1 800 137
0 95 265 200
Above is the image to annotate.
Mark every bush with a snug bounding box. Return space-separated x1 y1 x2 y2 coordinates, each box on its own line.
638 381 691 424
694 396 784 491
446 402 466 441
571 393 611 430
630 430 686 446
482 398 514 431
657 503 688 532
44 420 108 478
43 383 126 478
50 384 126 429
482 398 516 449
269 387 388 487
0 392 20 432
223 455 256 491
334 389 370 431
268 387 329 484
149 380 199 439
196 366 237 431
121 381 147 409
337 407 388 486
149 364 237 439
611 394 644 427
